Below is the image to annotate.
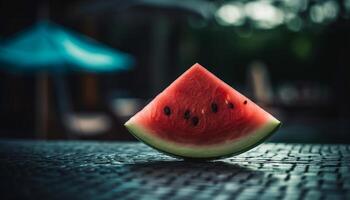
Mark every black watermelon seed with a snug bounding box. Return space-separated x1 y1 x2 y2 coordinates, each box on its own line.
211 103 218 113
163 106 171 116
243 100 247 105
228 102 234 109
184 110 191 120
191 116 199 126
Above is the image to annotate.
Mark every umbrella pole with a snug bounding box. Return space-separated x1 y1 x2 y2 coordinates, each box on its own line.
53 73 76 139
36 72 49 139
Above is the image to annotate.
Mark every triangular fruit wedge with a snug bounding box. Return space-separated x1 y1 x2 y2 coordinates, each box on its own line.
125 63 281 159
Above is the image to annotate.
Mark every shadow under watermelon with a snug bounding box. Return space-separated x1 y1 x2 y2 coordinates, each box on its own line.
123 161 272 190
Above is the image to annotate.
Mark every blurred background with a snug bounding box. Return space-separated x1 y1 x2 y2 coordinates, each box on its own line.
0 0 349 143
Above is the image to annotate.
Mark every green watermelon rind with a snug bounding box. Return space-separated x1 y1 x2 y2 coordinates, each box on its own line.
124 117 281 160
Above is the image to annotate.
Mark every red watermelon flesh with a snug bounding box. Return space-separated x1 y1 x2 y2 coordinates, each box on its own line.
125 63 280 159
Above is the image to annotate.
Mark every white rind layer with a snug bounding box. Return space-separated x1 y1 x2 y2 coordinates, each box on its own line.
124 116 281 159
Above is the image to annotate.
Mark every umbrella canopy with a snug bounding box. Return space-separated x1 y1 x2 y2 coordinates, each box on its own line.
0 20 134 73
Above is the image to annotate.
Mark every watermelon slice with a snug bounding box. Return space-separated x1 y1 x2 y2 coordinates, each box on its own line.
125 63 280 159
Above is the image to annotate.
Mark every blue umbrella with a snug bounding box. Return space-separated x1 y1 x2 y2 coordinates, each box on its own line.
0 20 134 73
0 20 134 138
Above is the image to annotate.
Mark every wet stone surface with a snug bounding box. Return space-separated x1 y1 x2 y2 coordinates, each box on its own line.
0 141 349 200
